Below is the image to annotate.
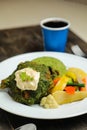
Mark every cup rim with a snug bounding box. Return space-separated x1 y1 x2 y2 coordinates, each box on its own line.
40 17 70 31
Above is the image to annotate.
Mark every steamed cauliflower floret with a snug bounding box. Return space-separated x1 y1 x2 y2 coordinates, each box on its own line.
40 94 59 109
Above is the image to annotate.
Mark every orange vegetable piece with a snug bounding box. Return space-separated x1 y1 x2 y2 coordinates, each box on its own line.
80 87 86 91
65 86 75 94
80 76 87 91
53 77 60 85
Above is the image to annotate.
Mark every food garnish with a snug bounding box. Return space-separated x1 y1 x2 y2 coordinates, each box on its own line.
19 72 34 82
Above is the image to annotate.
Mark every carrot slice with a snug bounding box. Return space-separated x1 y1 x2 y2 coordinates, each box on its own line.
80 76 87 91
65 86 75 94
53 77 60 85
80 87 86 91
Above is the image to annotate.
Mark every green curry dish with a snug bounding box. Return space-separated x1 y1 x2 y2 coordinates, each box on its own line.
1 61 58 105
32 56 66 76
19 72 34 82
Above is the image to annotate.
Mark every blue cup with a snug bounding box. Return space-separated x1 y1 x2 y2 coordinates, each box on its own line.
40 17 70 52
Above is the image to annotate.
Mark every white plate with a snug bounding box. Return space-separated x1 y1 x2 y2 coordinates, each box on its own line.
0 52 87 119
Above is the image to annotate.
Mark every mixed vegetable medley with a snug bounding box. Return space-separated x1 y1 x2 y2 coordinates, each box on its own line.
0 56 87 109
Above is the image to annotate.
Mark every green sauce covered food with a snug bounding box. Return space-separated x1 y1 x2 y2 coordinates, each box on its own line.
0 56 66 106
32 56 66 76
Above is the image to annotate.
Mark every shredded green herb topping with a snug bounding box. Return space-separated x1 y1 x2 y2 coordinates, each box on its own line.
20 72 33 81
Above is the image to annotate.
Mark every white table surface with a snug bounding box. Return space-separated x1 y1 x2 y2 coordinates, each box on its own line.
0 0 87 42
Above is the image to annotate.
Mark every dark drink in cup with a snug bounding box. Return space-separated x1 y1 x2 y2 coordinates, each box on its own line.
40 17 70 52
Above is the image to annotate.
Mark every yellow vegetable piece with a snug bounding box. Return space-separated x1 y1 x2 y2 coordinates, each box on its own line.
52 91 87 105
68 67 87 80
66 71 77 81
51 75 69 93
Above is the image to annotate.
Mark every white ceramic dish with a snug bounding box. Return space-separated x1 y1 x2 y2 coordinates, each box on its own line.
0 52 87 119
